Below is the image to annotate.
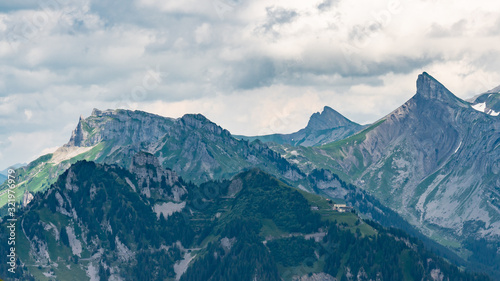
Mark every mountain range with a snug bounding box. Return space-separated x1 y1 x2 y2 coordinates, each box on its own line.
0 157 490 280
272 73 500 274
0 164 25 185
235 106 364 147
0 72 499 280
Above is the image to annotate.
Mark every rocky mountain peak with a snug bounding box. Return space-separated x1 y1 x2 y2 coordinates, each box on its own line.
414 72 463 105
306 106 355 131
67 108 175 147
91 108 111 117
180 113 210 127
180 113 229 136
67 115 87 147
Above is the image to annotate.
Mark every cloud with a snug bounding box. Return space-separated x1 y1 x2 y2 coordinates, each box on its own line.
261 6 299 34
0 0 500 168
317 0 339 12
427 19 468 38
24 109 33 120
230 58 276 89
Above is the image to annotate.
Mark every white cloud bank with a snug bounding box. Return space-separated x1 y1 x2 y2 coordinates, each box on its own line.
0 0 499 168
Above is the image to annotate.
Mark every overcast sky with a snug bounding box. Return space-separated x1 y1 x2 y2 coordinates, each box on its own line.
1 0 500 169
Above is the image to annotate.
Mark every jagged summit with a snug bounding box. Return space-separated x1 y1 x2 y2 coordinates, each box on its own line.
58 107 303 184
235 105 363 147
306 106 356 131
179 113 232 136
315 72 500 261
68 115 87 147
68 108 175 147
180 113 213 127
415 72 454 100
408 72 469 109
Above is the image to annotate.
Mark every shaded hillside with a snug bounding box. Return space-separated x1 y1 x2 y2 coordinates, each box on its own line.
0 159 491 281
0 109 304 211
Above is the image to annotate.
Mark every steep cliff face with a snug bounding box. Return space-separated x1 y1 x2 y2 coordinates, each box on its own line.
320 73 500 246
67 109 175 147
129 151 186 201
153 114 304 183
68 110 304 183
2 109 304 208
236 106 364 147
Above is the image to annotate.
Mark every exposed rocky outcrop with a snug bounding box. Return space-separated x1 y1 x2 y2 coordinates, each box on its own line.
22 190 34 207
236 106 364 147
292 273 336 281
320 72 500 243
68 109 175 147
7 108 305 204
129 151 186 201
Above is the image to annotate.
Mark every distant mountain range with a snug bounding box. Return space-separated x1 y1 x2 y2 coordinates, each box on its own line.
235 106 365 147
0 72 499 280
0 157 490 280
273 73 500 275
0 164 25 185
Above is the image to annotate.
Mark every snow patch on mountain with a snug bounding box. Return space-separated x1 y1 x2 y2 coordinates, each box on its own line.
154 202 186 219
454 141 462 153
471 102 500 116
472 102 487 112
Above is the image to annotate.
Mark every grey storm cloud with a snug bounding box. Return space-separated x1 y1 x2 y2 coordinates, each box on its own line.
0 0 500 169
317 0 340 12
427 19 468 38
230 58 276 90
261 6 299 33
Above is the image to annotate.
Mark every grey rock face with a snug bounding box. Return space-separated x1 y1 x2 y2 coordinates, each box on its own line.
307 106 357 130
2 107 306 212
236 106 364 147
22 190 34 207
292 273 336 281
322 72 500 243
68 116 88 147
129 151 185 201
68 108 175 147
65 109 304 184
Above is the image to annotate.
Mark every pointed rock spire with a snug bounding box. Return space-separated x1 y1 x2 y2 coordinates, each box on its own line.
414 72 461 103
68 115 87 147
305 106 356 131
